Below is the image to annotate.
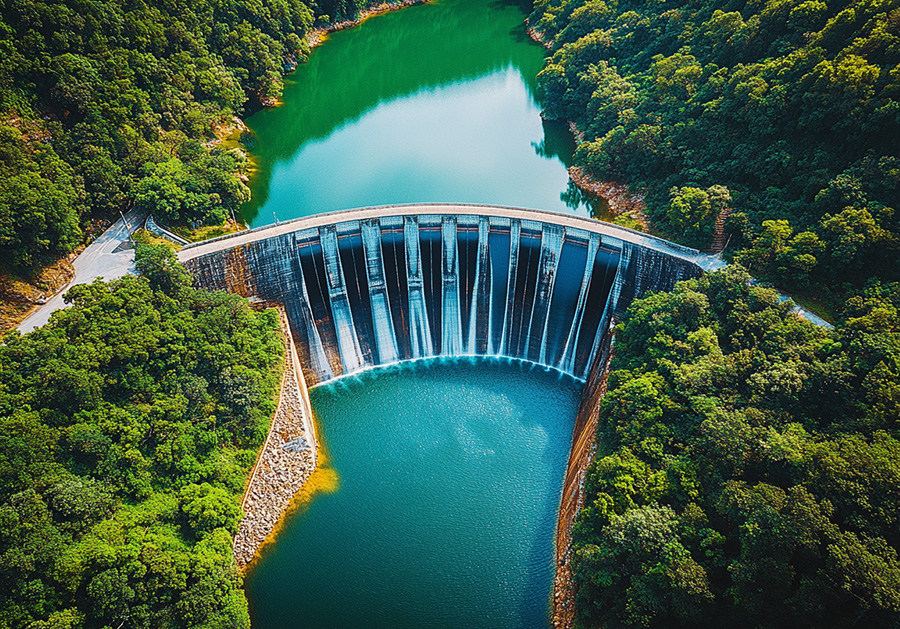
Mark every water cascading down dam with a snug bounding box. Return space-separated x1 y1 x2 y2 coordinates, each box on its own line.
181 204 719 386
178 204 723 624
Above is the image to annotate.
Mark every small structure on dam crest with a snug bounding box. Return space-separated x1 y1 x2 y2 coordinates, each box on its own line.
178 203 724 603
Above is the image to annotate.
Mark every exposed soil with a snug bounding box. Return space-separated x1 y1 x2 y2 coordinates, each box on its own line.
0 256 76 334
568 166 650 231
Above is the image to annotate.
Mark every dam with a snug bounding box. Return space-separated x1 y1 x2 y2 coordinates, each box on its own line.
179 203 722 627
180 204 721 386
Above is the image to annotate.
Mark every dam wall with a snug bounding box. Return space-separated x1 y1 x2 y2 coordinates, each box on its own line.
181 205 717 386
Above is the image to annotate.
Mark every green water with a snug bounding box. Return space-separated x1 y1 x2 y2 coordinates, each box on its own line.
243 2 591 626
245 358 581 628
240 0 603 226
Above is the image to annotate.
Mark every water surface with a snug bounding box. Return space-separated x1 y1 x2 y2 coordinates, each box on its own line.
241 0 601 226
242 3 592 626
245 358 581 628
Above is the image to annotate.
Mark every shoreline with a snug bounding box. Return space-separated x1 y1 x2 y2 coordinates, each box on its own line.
233 306 319 570
523 22 651 234
552 332 614 629
306 0 430 50
524 18 553 50
567 166 650 231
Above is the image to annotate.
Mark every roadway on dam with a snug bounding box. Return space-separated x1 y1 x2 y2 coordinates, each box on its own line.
178 203 839 330
178 203 727 272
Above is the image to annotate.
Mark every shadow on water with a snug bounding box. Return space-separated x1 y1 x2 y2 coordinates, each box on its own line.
513 366 585 626
241 0 557 224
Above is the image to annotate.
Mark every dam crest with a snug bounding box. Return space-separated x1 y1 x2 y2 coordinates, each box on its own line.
179 204 722 387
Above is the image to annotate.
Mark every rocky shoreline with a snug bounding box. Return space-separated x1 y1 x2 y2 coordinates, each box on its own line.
553 336 614 629
202 115 249 149
567 166 650 230
306 0 429 49
233 308 318 569
524 16 553 50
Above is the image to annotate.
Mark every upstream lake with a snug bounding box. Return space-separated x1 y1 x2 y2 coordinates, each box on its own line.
242 0 590 626
240 0 601 226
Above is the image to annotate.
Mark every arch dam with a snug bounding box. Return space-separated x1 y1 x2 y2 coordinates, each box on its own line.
179 204 723 385
178 203 725 612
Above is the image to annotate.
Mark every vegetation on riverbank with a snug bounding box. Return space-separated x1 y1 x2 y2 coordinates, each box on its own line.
0 0 389 272
0 246 282 628
532 0 899 303
573 266 900 628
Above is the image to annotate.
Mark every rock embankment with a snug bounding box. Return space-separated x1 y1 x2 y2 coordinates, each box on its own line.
233 309 318 568
568 166 650 230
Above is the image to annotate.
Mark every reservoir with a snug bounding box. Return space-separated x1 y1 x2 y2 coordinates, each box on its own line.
240 0 599 226
240 0 590 626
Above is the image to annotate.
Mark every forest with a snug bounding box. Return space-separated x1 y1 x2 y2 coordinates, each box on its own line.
0 0 379 267
572 267 900 628
532 0 900 303
530 0 900 625
0 246 282 628
1 0 900 626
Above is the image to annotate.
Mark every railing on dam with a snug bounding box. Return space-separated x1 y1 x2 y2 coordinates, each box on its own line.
181 205 722 386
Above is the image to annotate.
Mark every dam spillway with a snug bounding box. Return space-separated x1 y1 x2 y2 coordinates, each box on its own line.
180 204 721 387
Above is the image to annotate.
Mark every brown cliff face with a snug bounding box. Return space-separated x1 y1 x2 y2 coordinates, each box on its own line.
553 331 614 629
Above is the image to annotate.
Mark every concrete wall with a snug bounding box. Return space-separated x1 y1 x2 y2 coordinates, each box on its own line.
182 207 713 386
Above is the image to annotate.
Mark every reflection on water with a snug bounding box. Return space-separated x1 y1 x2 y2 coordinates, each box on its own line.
241 0 606 226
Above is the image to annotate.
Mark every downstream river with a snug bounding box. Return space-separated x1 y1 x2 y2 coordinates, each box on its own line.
246 360 580 627
242 1 589 626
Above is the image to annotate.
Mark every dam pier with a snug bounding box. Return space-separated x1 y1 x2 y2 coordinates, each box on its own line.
181 204 721 385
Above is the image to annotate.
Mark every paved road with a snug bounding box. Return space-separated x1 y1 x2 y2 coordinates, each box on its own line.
17 207 148 333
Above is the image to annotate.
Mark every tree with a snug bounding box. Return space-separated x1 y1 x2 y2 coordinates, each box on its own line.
179 484 242 538
666 187 727 248
135 244 192 293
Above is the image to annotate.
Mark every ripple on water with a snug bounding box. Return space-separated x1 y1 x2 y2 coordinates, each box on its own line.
245 357 582 629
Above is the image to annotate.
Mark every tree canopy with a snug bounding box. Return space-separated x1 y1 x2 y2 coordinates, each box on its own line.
572 266 900 628
0 246 282 628
0 0 381 268
532 0 900 300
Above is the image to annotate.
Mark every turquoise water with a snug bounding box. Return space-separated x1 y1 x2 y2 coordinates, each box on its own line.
245 358 581 628
241 1 591 625
240 0 602 227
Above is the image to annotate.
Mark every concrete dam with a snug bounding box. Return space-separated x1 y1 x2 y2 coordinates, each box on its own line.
179 203 724 615
180 204 722 387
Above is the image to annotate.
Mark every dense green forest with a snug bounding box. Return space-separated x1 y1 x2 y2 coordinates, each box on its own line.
3 0 900 626
572 266 900 628
0 246 282 628
530 3 900 624
532 0 900 301
0 0 380 267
